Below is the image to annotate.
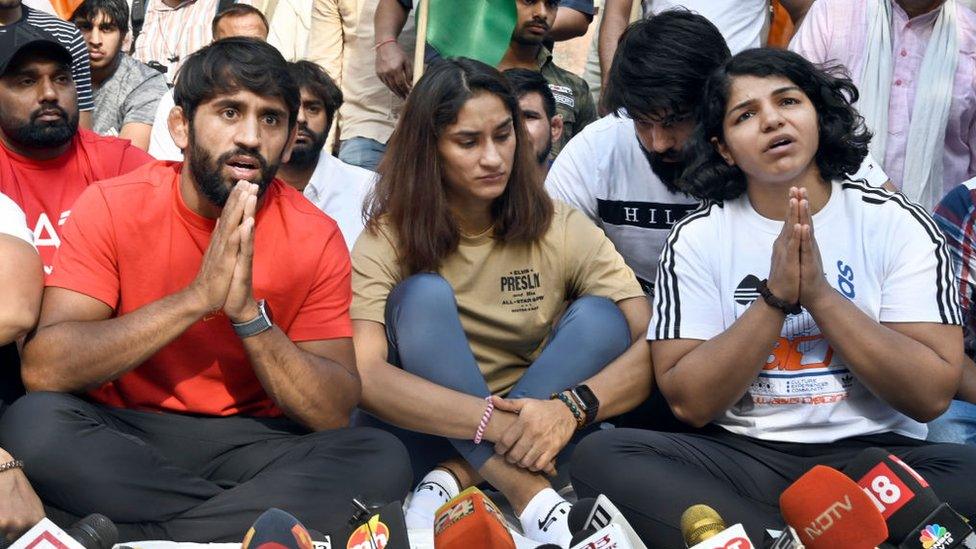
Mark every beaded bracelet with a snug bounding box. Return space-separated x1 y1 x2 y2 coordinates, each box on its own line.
0 459 23 474
551 391 585 430
473 396 494 444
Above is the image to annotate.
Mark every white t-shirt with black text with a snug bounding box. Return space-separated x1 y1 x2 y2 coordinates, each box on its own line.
546 114 699 293
650 179 960 443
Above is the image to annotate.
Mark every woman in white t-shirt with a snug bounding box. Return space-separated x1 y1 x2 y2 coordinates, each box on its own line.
570 48 976 545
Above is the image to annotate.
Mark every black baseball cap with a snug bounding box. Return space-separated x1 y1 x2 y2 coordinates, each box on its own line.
0 24 73 77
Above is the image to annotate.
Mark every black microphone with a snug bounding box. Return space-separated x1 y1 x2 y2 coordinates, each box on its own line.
568 498 598 536
844 447 975 548
65 514 118 549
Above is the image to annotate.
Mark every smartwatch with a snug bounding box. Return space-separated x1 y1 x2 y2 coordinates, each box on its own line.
232 300 273 338
571 384 600 427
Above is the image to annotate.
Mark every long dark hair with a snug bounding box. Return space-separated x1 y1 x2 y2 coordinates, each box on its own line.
366 58 553 274
680 48 872 201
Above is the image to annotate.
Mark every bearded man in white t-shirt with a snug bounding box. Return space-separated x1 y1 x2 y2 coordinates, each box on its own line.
276 60 376 250
547 10 728 294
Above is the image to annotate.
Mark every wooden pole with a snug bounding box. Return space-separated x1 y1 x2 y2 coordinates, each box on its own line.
413 0 430 85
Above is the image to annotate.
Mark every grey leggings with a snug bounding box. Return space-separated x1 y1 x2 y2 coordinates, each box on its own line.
361 273 632 479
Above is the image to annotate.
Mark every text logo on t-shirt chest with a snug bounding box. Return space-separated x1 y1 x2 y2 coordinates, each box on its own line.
500 268 544 313
732 273 854 407
596 199 698 230
33 209 71 275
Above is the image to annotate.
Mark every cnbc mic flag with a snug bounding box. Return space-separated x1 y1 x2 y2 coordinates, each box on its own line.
419 0 517 67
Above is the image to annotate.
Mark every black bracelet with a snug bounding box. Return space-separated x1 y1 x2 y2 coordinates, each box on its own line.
757 279 802 315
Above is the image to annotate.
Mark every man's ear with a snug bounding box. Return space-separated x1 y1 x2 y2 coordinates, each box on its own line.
168 106 190 151
280 123 298 165
550 114 564 146
712 136 734 166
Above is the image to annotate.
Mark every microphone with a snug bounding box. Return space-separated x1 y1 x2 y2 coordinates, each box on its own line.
896 504 976 549
242 508 313 549
8 515 117 549
568 498 597 538
64 515 118 549
843 448 975 549
763 526 805 549
433 487 515 549
569 495 647 549
780 465 888 549
679 505 754 549
346 499 410 549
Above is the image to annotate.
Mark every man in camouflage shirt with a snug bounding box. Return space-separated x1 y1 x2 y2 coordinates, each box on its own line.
497 0 597 158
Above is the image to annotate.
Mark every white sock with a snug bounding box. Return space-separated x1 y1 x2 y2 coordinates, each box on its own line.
518 488 572 547
405 469 460 530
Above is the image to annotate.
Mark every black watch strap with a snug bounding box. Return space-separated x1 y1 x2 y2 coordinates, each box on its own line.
757 279 802 315
571 384 599 427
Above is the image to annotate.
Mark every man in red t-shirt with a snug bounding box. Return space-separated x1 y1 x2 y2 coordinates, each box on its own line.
0 25 152 275
0 38 410 541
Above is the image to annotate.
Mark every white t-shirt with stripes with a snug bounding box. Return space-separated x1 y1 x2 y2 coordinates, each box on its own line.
23 6 95 112
649 179 960 443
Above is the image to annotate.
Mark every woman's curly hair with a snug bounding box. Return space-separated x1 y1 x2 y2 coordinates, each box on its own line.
679 48 872 202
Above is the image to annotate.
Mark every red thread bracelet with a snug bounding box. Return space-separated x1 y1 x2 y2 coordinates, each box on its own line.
374 38 398 50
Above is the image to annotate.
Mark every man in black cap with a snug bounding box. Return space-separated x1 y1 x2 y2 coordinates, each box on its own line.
0 25 152 276
0 0 95 129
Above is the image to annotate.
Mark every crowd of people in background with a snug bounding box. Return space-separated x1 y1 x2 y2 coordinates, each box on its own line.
1 0 976 547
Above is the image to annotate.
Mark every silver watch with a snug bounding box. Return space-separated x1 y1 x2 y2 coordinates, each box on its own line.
232 299 273 338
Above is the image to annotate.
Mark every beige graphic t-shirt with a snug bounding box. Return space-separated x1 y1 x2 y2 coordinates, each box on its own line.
352 202 644 394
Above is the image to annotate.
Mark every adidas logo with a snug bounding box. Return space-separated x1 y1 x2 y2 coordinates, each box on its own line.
734 275 762 305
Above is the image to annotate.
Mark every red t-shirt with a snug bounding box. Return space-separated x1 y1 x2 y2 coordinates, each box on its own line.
48 161 353 417
0 129 153 273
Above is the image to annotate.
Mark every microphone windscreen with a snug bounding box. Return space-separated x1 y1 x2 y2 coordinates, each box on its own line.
434 487 516 549
242 508 313 549
66 515 118 549
780 465 888 549
568 498 598 535
680 504 726 546
843 447 941 544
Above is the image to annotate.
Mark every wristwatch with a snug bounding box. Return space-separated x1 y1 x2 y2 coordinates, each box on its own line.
232 300 273 338
571 384 600 427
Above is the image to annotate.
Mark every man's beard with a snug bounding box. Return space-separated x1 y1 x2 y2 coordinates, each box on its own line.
286 123 327 169
638 138 686 194
188 133 279 208
0 105 78 150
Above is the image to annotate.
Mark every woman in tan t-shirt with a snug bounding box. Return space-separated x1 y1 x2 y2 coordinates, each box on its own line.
350 57 651 545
